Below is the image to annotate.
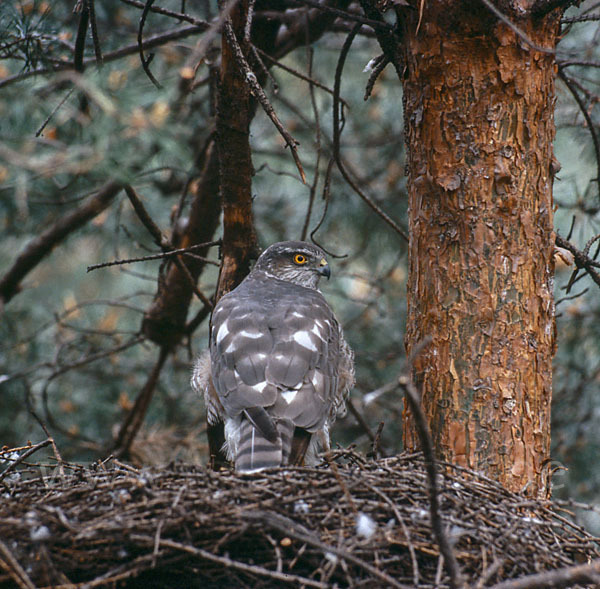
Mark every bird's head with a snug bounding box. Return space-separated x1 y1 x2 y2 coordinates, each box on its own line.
252 241 331 289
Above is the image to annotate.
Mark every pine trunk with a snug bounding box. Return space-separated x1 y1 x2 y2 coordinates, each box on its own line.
402 6 560 497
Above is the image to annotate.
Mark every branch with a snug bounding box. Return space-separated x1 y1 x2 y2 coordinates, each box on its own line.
478 0 555 54
332 24 408 241
0 181 123 308
131 534 330 588
222 18 306 183
399 338 466 589
138 0 162 88
254 46 348 106
558 68 600 205
124 185 167 247
110 346 169 458
291 0 394 33
555 234 600 291
0 25 207 90
243 511 411 589
0 539 36 589
488 558 600 589
0 440 52 483
87 0 103 65
86 243 221 272
119 0 209 26
357 0 404 79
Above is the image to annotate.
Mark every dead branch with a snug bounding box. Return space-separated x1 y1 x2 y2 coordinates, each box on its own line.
0 440 52 484
555 234 600 291
489 558 600 589
332 24 408 242
110 346 169 458
558 68 600 205
222 18 306 183
141 140 221 348
0 25 208 90
0 181 123 308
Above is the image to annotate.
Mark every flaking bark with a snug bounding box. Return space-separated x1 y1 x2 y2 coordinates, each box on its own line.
402 5 560 497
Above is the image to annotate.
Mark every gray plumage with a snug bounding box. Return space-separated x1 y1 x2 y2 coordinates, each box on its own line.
192 241 354 472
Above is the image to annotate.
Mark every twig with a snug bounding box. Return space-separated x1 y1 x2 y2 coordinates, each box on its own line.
371 421 385 459
254 47 348 106
35 88 75 137
243 511 410 589
124 186 214 308
32 420 65 478
0 540 36 589
0 439 52 483
138 0 162 88
399 338 466 589
86 241 221 272
222 18 307 183
347 398 376 443
111 346 169 457
479 0 554 54
302 43 320 240
0 25 207 90
290 0 394 32
73 0 89 73
364 53 389 100
559 70 600 207
332 24 408 241
124 185 166 247
364 480 421 585
86 0 103 65
132 534 330 588
555 234 600 291
309 158 334 244
153 484 187 566
119 0 209 26
488 558 600 589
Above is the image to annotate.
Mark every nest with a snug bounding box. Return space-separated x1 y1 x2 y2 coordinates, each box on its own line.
1 450 599 588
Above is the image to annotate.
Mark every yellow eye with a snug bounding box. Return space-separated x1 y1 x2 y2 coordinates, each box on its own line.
294 254 307 265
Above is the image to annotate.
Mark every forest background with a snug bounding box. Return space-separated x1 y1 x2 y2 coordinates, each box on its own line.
1 0 600 534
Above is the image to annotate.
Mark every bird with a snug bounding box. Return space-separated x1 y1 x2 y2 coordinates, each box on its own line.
192 241 354 472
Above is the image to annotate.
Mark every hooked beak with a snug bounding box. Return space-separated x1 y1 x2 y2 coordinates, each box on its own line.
318 258 331 280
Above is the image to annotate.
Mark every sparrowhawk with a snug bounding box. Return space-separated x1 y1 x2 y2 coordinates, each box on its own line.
192 241 354 472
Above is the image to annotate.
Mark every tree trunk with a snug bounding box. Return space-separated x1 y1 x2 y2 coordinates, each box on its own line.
402 5 560 497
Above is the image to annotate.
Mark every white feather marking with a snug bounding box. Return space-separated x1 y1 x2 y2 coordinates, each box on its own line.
293 331 318 352
281 390 298 404
216 322 229 345
250 427 255 469
224 340 236 353
311 323 323 338
239 330 263 339
292 311 304 318
252 381 268 393
224 416 242 461
311 372 322 389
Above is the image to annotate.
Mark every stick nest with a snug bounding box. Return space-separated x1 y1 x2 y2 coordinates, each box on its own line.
1 450 598 588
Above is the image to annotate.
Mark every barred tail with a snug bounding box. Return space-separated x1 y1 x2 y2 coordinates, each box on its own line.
236 418 294 472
